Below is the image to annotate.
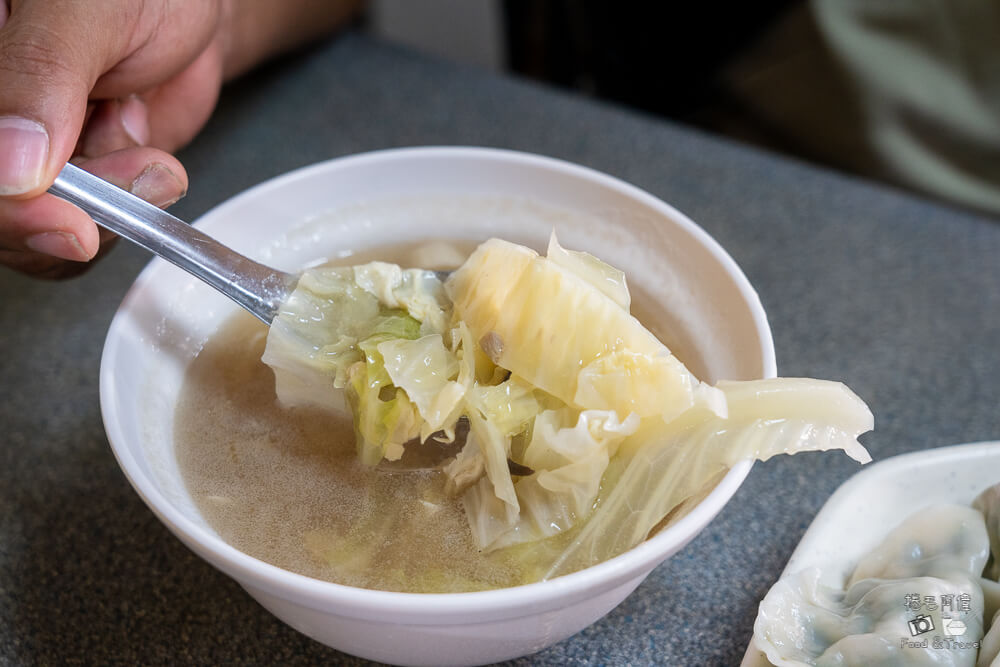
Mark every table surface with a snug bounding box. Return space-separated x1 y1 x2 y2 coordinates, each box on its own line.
2 32 999 666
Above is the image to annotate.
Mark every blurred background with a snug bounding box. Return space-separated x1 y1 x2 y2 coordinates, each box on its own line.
366 0 1000 219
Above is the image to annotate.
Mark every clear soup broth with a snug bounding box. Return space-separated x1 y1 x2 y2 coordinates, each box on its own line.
175 241 688 593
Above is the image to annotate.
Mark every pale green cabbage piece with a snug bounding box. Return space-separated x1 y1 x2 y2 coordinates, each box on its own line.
353 262 450 335
263 264 446 405
461 410 521 549
262 267 381 414
546 231 631 310
263 262 449 461
463 408 640 551
467 374 546 437
543 378 873 578
347 331 423 464
378 334 464 441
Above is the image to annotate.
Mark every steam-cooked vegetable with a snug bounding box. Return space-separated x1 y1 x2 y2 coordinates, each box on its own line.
545 378 873 577
262 264 450 462
263 234 873 578
446 237 709 422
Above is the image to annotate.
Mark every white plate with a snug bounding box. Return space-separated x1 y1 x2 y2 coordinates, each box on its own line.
741 441 1000 667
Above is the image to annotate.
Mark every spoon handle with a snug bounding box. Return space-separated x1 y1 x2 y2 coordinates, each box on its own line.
49 163 296 324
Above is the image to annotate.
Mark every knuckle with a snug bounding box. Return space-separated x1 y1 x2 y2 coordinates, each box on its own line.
0 24 87 86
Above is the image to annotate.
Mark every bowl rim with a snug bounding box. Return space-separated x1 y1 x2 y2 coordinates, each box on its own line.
100 146 775 622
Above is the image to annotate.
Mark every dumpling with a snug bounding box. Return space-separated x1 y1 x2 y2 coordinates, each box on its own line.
973 483 1000 582
756 569 983 666
755 504 990 666
847 505 989 585
973 482 1000 666
978 609 1000 667
977 578 1000 666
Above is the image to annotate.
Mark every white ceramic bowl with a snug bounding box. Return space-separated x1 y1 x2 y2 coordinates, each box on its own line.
100 147 775 666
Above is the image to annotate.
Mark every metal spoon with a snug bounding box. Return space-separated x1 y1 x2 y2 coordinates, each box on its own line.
49 163 467 470
48 162 298 325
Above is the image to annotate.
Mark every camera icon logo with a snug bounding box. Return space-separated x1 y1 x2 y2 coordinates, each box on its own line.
908 615 935 636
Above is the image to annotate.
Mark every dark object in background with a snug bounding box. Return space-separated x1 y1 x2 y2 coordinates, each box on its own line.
504 1 1000 219
503 1 797 123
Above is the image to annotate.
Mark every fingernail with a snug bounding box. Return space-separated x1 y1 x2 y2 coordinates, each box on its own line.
119 96 149 146
25 231 90 261
130 163 185 208
0 117 49 195
0 3 9 29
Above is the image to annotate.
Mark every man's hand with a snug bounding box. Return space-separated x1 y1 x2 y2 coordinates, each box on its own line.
0 0 360 278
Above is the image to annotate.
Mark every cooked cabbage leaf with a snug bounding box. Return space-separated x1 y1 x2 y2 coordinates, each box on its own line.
263 263 451 460
466 374 546 438
379 334 463 440
546 231 630 310
544 378 873 578
263 237 874 583
444 237 708 421
464 408 639 551
347 330 423 464
353 262 450 335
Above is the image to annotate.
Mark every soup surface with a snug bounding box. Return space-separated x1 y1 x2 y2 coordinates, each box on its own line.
175 241 683 592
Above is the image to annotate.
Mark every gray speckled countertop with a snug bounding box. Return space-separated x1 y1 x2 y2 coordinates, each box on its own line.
2 33 999 666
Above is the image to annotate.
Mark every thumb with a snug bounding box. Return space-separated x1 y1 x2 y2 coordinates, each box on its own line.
0 1 116 197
